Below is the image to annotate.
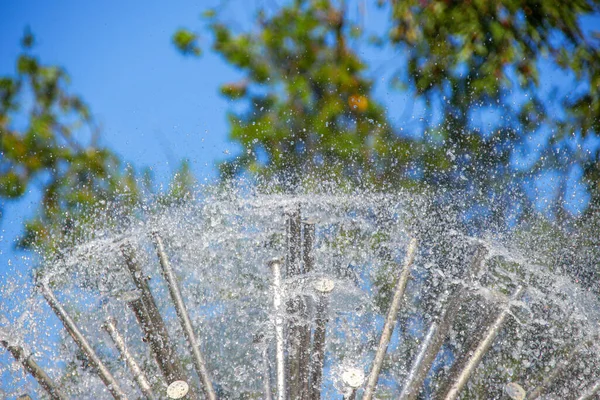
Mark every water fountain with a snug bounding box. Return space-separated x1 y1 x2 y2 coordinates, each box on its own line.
1 188 599 399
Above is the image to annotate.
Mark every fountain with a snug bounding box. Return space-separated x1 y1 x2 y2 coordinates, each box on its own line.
1 187 599 399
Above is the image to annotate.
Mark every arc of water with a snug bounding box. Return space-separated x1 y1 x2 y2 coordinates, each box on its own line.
120 244 196 399
442 286 525 400
103 317 156 400
269 258 287 400
1 339 68 400
151 232 217 400
39 282 129 400
398 244 489 400
363 237 418 400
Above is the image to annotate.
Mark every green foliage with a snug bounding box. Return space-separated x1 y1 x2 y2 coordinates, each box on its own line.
172 28 202 56
387 0 600 210
198 1 420 190
1 33 199 253
177 0 600 224
0 35 141 251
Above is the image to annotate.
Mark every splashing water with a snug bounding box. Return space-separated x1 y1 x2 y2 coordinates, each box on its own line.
1 184 599 399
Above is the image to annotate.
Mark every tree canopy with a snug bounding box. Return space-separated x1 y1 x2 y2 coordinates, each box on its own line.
0 32 195 251
174 0 600 225
0 32 139 250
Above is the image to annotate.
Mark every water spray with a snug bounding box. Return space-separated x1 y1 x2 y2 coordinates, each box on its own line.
102 316 156 400
39 282 128 400
399 244 490 400
269 257 287 400
120 244 196 398
363 237 418 400
1 336 67 400
441 286 525 400
310 277 335 400
151 231 217 400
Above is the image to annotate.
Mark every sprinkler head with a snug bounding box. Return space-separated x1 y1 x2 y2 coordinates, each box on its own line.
504 382 526 400
341 367 365 389
313 278 335 294
167 380 189 399
267 257 283 268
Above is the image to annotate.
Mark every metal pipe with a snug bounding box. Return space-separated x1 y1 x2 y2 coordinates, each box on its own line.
103 317 156 400
302 219 316 274
123 291 174 381
120 245 196 399
269 257 287 400
1 339 68 400
151 232 217 400
300 219 316 400
39 282 128 400
363 237 418 400
309 278 336 400
398 321 439 400
398 244 489 400
263 343 274 400
442 287 525 400
286 207 303 399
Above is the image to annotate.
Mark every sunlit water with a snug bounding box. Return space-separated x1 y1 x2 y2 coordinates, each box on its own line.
1 185 599 399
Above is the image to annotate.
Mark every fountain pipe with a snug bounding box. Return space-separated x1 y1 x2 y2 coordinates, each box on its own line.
1 339 68 400
363 237 418 400
103 317 156 400
120 244 195 399
309 278 335 400
398 244 489 400
263 343 274 400
269 258 287 400
303 220 316 274
151 232 217 400
39 283 128 400
300 219 316 400
442 287 525 400
286 207 304 399
398 321 439 400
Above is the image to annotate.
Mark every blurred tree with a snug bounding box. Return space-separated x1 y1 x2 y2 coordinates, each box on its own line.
174 0 600 224
0 32 195 252
0 31 139 251
386 0 600 218
175 1 421 191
